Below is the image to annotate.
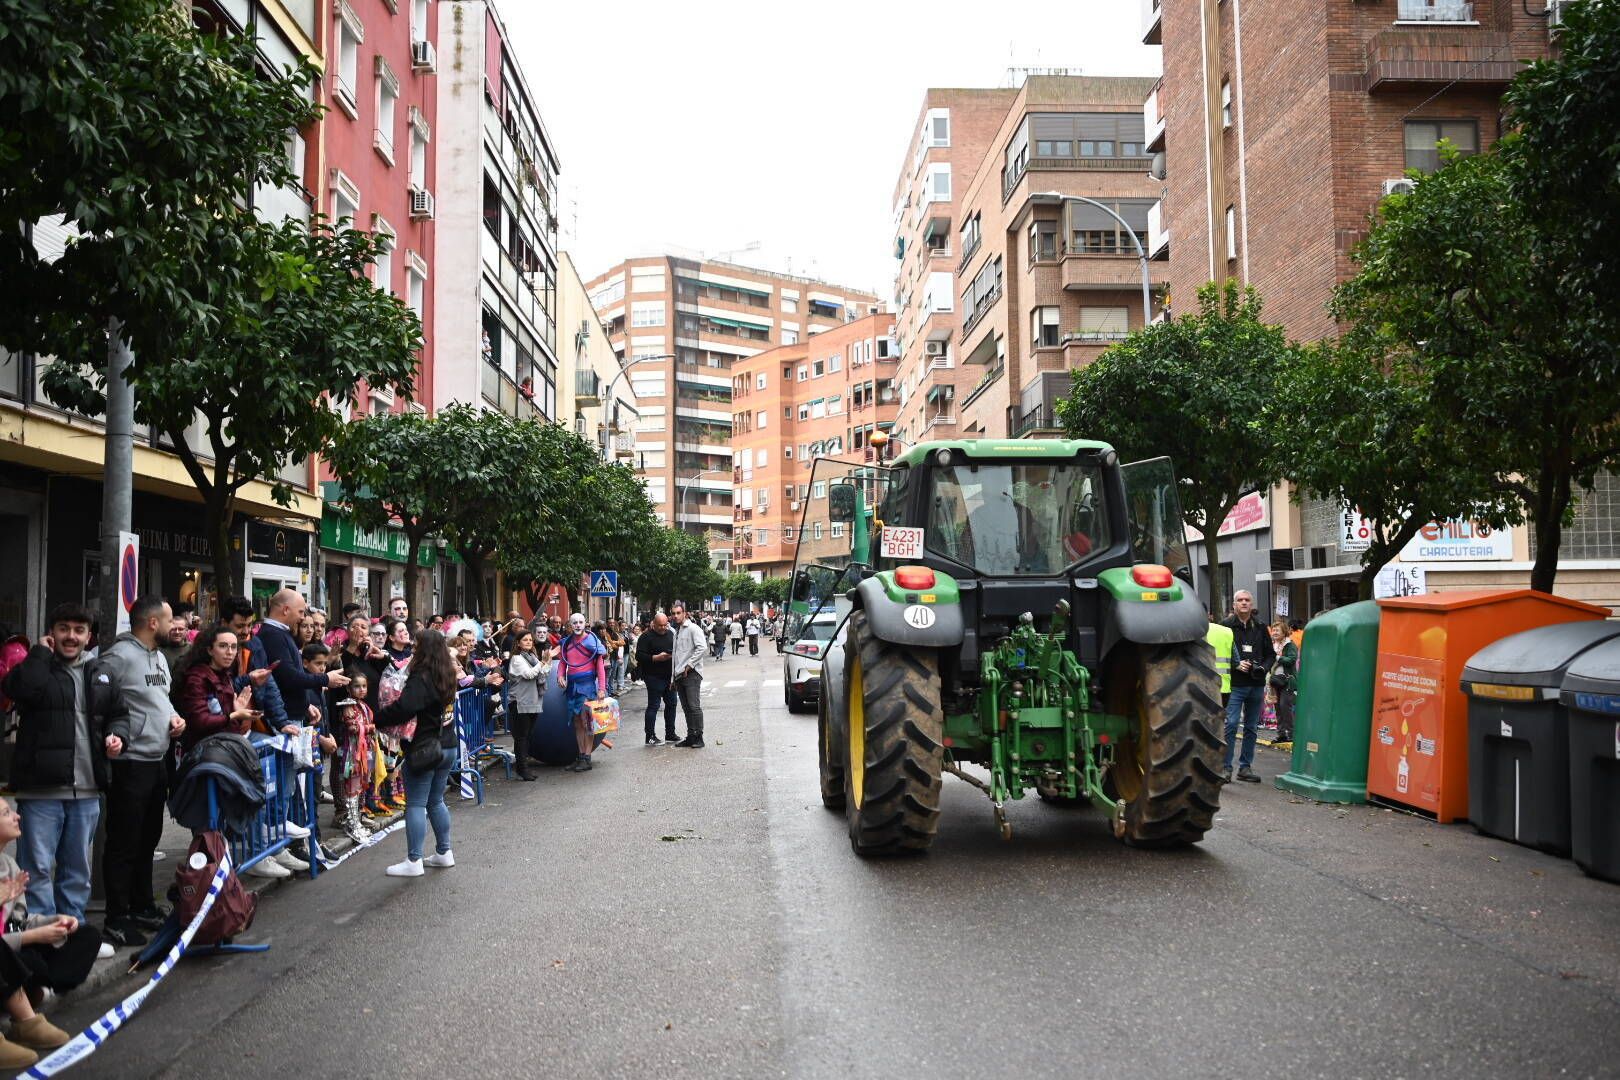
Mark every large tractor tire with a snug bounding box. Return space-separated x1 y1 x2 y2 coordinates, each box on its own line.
1106 641 1224 848
843 611 944 855
817 681 846 810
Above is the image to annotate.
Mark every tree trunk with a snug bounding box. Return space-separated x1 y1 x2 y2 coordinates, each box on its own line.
1529 472 1574 594
207 491 238 606
403 530 425 621
1202 518 1226 618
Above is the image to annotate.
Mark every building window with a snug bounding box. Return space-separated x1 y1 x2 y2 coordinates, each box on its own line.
928 163 952 203
756 372 767 390
1403 118 1480 174
333 2 362 118
411 0 430 40
1031 306 1060 348
1225 204 1237 261
812 480 826 499
631 301 665 328
331 182 359 231
812 359 824 378
783 527 794 542
782 329 798 346
756 410 767 429
482 174 501 241
928 108 950 147
797 365 807 382
831 522 845 539
1029 220 1058 261
782 296 798 314
798 403 809 421
406 260 426 320
374 60 399 164
829 353 842 373
756 448 767 467
784 447 793 459
813 522 824 541
1221 79 1232 129
1079 307 1129 336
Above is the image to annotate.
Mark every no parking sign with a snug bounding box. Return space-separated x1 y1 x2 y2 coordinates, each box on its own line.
116 531 139 633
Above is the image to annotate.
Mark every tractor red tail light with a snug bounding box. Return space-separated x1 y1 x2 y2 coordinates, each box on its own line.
1131 564 1175 589
894 565 936 590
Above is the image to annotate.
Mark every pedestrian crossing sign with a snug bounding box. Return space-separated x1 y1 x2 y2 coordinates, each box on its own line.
590 570 619 597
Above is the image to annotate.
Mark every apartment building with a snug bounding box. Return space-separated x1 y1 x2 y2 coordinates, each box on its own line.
728 314 902 579
888 89 1016 449
557 252 639 464
585 257 880 573
433 0 561 425
316 0 441 614
0 1 326 635
1144 0 1620 614
954 76 1162 440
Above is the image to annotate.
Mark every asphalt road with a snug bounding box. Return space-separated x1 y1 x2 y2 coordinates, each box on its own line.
54 649 1620 1079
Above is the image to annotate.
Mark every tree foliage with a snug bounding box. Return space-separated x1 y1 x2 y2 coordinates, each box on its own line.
1057 281 1292 615
43 221 421 593
722 573 758 606
1269 341 1508 597
755 576 790 606
1329 147 1620 592
0 0 320 360
621 530 722 612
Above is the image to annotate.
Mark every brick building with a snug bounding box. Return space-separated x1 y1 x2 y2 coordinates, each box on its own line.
1147 0 1619 614
584 257 880 573
728 314 901 579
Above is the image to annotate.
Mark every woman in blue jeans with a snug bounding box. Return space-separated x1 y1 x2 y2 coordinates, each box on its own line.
373 629 458 878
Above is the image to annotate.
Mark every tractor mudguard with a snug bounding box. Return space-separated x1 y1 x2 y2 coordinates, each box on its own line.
854 575 965 648
1096 566 1209 657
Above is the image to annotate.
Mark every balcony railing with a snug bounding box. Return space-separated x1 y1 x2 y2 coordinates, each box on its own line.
959 283 1002 341
956 234 982 275
1396 0 1474 21
1008 405 1063 439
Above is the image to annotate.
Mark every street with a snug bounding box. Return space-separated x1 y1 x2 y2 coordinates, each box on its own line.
57 649 1620 1079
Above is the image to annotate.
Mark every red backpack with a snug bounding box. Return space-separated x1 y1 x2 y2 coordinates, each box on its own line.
173 831 256 946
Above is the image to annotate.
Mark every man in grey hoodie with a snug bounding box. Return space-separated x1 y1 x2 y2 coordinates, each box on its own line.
98 596 186 947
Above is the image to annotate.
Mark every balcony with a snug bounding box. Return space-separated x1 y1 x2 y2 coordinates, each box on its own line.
1003 154 1155 204
1147 200 1169 260
1142 0 1161 44
253 181 311 226
1144 81 1166 153
1062 333 1127 367
575 368 602 407
1008 405 1064 439
959 283 1002 341
1365 26 1517 92
1062 251 1148 292
956 233 982 276
734 507 753 523
481 363 542 422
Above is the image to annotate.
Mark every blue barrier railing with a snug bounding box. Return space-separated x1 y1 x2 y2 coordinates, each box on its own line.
451 687 514 804
205 737 321 879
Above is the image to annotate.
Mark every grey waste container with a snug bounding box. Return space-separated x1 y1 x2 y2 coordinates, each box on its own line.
1558 638 1620 884
1460 621 1620 855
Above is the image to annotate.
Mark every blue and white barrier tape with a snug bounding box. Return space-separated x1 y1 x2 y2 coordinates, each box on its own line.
18 856 233 1079
318 818 405 871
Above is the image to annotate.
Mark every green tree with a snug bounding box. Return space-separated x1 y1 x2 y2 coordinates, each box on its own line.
756 576 790 607
43 221 421 593
0 0 319 368
622 530 721 612
1269 341 1508 598
1056 281 1292 615
723 572 758 607
1330 148 1620 592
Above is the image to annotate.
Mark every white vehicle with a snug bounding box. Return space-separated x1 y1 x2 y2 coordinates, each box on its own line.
783 610 839 713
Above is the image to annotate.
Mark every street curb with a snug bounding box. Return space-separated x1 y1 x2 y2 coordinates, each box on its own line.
58 809 407 1006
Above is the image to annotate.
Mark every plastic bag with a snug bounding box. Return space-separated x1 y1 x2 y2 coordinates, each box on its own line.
587 697 620 735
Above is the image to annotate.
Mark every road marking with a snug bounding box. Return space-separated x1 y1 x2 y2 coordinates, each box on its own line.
724 679 747 688
763 678 782 687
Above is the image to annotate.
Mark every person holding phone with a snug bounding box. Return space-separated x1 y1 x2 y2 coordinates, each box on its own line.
173 626 262 754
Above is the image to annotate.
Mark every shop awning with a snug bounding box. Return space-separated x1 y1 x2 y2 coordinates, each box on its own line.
704 315 770 331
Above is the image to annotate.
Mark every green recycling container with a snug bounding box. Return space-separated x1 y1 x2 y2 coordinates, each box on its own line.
1275 600 1381 803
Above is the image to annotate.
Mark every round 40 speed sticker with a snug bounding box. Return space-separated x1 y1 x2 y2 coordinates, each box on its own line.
903 605 936 629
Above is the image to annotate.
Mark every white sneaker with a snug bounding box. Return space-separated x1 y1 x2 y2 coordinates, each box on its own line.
424 850 455 868
274 849 310 872
97 942 115 961
385 858 424 878
246 858 292 879
317 790 335 804
282 821 312 839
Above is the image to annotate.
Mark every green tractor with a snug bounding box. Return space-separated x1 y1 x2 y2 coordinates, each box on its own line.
784 438 1223 854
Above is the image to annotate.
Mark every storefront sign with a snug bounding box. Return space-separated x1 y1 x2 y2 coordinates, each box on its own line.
352 566 369 593
245 521 311 569
1340 505 1374 553
1185 491 1269 542
320 510 434 567
1399 518 1512 562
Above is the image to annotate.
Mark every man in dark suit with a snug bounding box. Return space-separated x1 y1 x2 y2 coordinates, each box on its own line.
259 590 351 711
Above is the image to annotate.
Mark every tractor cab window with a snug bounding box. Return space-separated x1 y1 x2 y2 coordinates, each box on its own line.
925 462 1108 575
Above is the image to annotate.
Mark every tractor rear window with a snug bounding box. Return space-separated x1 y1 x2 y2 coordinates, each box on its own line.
925 463 1108 575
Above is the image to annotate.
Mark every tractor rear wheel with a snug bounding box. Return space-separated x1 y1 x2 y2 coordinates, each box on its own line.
843 611 944 855
817 680 846 810
1107 641 1224 847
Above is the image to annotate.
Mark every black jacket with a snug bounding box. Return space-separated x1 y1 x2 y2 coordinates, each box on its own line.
1 645 126 793
635 627 675 680
1223 615 1276 687
168 733 265 838
374 670 454 755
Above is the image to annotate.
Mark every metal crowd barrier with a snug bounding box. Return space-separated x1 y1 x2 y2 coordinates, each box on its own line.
205 736 321 879
451 687 514 805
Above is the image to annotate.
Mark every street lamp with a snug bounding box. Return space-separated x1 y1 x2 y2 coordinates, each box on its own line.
602 352 674 408
677 467 728 533
1033 190 1154 326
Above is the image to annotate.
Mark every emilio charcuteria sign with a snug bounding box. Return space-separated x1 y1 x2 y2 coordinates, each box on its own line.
1398 518 1513 562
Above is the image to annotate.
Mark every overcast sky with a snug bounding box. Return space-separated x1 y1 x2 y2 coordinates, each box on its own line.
501 1 1160 301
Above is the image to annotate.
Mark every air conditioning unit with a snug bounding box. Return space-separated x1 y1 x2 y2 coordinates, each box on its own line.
1382 178 1417 197
409 186 435 219
925 340 946 357
411 38 437 73
790 501 800 512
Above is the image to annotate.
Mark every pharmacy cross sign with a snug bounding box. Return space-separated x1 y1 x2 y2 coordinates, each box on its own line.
589 571 619 598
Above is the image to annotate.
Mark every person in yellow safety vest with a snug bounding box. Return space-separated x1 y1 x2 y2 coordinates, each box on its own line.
1205 613 1234 709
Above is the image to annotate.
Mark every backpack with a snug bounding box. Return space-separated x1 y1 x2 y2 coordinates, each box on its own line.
172 830 256 947
379 658 410 709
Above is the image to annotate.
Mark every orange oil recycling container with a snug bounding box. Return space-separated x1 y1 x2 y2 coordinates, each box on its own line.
1369 589 1610 822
